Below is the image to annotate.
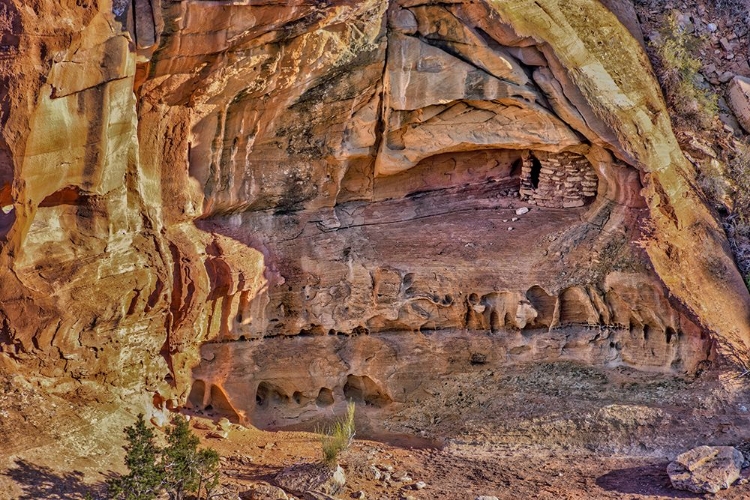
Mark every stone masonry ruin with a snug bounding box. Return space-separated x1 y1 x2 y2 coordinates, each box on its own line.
520 151 599 208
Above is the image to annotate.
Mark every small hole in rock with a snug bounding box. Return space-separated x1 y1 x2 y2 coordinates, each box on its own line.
343 375 392 408
187 380 205 408
666 327 676 344
511 157 523 176
316 388 334 407
402 273 414 287
470 353 487 365
353 325 369 335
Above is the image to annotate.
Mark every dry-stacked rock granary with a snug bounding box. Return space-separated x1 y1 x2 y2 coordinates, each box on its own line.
519 151 599 208
1 0 749 430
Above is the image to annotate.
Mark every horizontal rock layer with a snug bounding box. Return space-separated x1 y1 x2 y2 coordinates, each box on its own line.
191 322 710 428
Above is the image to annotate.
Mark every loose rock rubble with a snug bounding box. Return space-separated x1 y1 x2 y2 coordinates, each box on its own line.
240 482 290 500
274 463 346 498
637 0 750 134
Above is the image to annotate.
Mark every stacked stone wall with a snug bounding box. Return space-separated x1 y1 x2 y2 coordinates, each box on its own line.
520 151 598 208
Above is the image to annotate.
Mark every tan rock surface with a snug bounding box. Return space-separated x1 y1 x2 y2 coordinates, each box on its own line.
0 0 749 468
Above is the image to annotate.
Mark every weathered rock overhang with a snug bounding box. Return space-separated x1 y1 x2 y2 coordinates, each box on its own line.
0 0 747 419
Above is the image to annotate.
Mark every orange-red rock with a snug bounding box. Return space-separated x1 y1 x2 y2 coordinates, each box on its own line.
0 0 748 423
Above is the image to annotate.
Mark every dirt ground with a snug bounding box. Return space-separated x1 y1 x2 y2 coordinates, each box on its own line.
189 424 750 500
3 362 750 499
9 419 748 500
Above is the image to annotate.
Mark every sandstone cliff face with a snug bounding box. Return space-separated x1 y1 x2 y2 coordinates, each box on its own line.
1 0 749 424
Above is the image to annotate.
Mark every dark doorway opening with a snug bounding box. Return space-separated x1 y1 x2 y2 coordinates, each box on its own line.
530 156 542 189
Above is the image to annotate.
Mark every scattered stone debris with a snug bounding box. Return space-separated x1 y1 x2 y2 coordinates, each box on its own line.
192 418 216 431
302 491 338 500
240 481 289 500
232 455 254 465
364 465 381 481
667 445 743 494
274 463 346 497
207 430 229 440
515 207 530 215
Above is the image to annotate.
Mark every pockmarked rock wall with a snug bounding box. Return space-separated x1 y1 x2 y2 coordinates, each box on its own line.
1 0 749 420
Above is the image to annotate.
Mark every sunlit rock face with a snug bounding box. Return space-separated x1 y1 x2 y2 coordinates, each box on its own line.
0 0 748 424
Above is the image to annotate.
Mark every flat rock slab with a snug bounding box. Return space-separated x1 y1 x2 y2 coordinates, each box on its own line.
667 445 743 494
728 76 750 133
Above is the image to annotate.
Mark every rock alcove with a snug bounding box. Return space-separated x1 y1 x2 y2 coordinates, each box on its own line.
0 1 747 437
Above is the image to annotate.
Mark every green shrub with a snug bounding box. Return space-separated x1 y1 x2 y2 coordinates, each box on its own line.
108 414 221 500
162 415 202 500
652 12 717 129
319 402 355 466
108 414 164 500
194 448 221 500
162 415 221 500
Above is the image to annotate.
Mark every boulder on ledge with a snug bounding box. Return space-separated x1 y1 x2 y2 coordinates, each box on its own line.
667 445 743 494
